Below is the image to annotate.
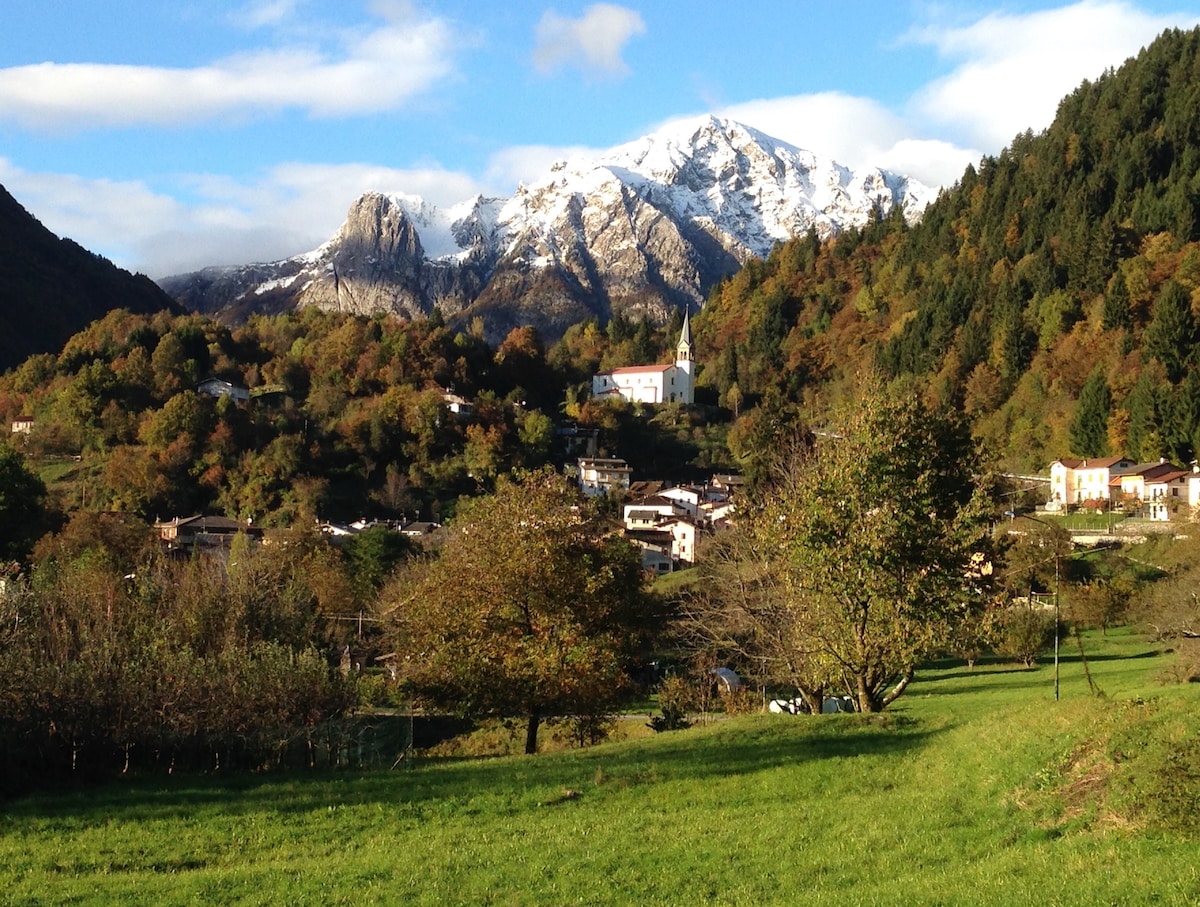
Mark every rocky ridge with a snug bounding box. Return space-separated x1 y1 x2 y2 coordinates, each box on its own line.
161 116 934 341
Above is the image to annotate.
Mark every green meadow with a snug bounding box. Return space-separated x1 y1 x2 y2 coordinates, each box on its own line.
3 628 1198 906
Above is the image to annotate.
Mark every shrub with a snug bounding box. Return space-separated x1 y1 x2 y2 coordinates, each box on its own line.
649 674 695 732
998 606 1058 666
719 687 758 716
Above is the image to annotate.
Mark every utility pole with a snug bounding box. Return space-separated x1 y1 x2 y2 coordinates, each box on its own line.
1054 550 1060 701
1017 512 1063 701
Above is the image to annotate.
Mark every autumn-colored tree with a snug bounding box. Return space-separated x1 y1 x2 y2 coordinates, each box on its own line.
740 385 996 712
386 468 660 753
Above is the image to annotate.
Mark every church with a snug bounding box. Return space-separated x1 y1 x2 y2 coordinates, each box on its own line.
591 311 695 405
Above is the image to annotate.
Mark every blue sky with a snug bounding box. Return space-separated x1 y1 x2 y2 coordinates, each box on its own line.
1 0 1198 277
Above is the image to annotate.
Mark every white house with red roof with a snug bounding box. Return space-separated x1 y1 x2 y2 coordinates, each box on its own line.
577 457 633 497
1113 461 1186 504
1048 455 1136 506
592 311 694 405
1145 467 1192 520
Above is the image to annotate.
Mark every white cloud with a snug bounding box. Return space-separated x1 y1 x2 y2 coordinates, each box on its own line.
0 159 485 277
10 0 1198 281
0 5 458 130
696 1 1200 189
230 0 302 29
872 138 981 191
482 142 602 190
905 0 1198 150
532 4 646 79
719 94 914 166
0 158 184 269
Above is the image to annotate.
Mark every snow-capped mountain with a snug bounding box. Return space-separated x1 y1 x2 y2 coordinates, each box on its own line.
161 116 934 340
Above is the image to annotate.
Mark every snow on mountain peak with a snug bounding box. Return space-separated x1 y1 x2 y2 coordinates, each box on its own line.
308 116 931 267
164 117 935 336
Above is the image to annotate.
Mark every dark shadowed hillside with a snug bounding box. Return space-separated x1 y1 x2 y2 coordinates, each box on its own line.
0 184 181 373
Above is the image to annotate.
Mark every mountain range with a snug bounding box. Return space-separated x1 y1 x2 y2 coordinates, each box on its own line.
160 116 933 342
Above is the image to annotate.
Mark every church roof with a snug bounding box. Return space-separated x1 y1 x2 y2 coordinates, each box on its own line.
605 363 674 376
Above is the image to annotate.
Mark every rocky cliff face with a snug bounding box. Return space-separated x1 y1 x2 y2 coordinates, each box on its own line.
160 116 934 341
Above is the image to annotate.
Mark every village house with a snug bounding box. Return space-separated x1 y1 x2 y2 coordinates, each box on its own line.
709 474 746 498
622 495 687 526
658 516 699 565
400 520 442 538
154 514 262 552
624 507 671 531
1145 467 1192 520
555 424 599 459
1112 461 1186 508
625 529 675 574
1048 456 1136 506
657 485 703 517
626 479 665 499
699 498 736 526
591 311 694 405
10 415 34 435
622 514 700 569
1185 468 1200 514
197 377 250 403
577 457 633 497
441 389 473 417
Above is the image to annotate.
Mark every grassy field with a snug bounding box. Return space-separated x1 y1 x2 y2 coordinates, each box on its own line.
3 628 1198 906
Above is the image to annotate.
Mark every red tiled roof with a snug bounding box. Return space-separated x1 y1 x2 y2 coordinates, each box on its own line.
1080 455 1134 468
1146 469 1191 485
605 364 673 375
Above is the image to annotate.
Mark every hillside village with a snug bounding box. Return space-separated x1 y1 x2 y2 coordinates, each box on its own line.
2 14 1200 820
3 311 736 575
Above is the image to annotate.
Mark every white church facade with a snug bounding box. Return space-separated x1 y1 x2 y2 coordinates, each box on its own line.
591 311 695 405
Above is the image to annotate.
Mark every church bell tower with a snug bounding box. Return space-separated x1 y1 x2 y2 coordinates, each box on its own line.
674 308 694 404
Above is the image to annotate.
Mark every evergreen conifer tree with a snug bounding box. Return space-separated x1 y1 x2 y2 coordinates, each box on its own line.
1145 281 1196 383
1070 367 1113 457
1102 270 1133 331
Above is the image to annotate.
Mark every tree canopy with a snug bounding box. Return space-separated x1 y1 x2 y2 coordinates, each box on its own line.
698 385 997 713
386 468 661 753
0 442 47 562
694 27 1200 473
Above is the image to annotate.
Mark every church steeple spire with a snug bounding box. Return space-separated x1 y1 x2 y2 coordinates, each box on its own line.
676 308 693 364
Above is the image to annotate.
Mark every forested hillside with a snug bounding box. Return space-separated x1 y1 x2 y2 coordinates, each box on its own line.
696 27 1200 473
0 306 712 526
